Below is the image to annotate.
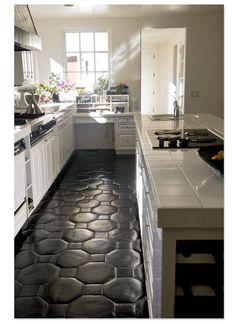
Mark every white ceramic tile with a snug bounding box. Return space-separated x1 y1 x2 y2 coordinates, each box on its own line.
144 150 172 156
157 184 196 196
146 155 173 161
148 160 177 168
158 196 202 208
152 249 162 277
177 160 218 188
151 167 188 185
169 149 197 161
153 278 162 304
143 148 170 157
202 208 223 228
158 207 204 228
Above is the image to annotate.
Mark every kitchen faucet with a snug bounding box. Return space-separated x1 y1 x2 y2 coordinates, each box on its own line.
173 100 180 119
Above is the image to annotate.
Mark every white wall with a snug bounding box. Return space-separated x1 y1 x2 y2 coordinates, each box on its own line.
34 10 224 117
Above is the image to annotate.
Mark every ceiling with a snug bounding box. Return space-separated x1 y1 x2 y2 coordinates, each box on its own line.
29 4 223 19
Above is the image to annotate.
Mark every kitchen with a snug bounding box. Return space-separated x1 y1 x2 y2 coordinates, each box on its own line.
11 3 226 319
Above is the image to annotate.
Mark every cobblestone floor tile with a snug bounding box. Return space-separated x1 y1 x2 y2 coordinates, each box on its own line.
15 150 148 318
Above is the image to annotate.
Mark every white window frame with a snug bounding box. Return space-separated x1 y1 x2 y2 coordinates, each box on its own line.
62 27 112 88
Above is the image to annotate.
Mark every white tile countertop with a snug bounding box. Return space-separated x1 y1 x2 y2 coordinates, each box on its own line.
134 113 224 229
14 123 31 143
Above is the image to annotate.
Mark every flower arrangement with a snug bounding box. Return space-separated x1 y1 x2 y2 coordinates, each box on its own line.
35 73 75 103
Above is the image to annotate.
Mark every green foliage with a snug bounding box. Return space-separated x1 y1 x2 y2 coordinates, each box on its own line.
96 75 108 90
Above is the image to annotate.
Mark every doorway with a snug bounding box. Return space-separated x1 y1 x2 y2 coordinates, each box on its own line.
141 28 186 115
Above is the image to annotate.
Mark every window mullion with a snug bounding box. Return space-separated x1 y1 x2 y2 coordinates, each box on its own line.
79 32 82 81
93 32 96 88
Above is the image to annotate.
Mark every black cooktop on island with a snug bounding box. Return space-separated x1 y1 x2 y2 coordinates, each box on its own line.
146 128 223 149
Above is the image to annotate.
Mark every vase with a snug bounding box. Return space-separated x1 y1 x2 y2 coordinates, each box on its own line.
52 93 60 102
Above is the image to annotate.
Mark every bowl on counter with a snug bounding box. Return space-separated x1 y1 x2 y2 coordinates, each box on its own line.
40 103 60 114
198 145 224 174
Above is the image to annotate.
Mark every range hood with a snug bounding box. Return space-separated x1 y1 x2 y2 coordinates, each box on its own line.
14 5 42 51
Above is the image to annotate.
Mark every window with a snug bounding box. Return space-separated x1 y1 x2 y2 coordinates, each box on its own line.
22 51 34 81
64 30 110 92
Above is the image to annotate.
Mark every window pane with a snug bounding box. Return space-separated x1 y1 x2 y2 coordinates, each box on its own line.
80 32 94 51
81 72 95 92
66 53 80 71
66 33 79 52
95 32 108 51
81 53 94 72
96 53 108 71
65 72 80 85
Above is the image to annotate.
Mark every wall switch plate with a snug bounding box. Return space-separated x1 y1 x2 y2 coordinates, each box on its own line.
189 90 200 97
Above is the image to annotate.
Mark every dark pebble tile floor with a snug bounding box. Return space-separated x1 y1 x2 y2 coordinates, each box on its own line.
15 149 149 318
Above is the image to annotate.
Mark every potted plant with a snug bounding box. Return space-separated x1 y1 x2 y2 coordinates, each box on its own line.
96 75 109 95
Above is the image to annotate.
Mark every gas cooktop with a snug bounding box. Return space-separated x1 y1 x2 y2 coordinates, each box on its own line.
14 113 45 126
146 128 223 149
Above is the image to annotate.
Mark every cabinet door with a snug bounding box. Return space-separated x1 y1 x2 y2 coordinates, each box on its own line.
44 133 57 186
68 116 74 156
58 123 65 169
58 116 73 168
50 133 57 180
118 134 135 148
31 141 46 207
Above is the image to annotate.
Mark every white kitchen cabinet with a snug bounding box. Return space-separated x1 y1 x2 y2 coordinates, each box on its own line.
31 131 57 208
58 113 74 170
30 112 74 210
114 115 135 154
44 131 57 187
136 137 161 318
30 139 47 208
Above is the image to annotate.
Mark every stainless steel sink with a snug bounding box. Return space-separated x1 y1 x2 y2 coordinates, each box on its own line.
149 114 184 121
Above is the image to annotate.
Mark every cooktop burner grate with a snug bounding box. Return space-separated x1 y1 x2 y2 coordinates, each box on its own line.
146 128 223 149
14 118 27 126
15 113 45 119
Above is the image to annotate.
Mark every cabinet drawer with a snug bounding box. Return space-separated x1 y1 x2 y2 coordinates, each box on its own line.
118 124 135 131
118 134 135 147
117 116 134 123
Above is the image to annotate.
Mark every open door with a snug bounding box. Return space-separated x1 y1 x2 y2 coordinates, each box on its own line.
141 28 186 115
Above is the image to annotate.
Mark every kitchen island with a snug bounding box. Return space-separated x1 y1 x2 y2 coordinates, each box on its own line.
134 113 224 318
